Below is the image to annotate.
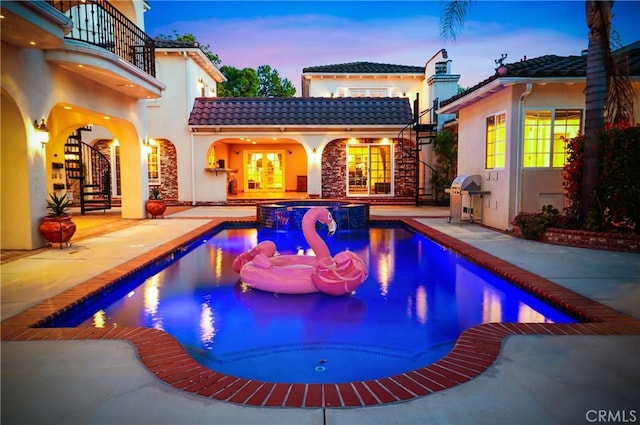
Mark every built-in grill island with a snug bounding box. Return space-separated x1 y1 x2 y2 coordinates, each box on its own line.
445 175 490 224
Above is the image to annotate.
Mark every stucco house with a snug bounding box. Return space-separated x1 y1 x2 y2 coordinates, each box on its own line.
437 43 640 231
1 0 163 250
101 46 460 204
1 0 460 253
185 51 460 203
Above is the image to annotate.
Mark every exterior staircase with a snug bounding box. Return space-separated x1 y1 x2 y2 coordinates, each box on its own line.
397 95 440 205
65 127 112 213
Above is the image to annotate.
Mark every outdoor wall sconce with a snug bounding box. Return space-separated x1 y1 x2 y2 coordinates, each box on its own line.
33 119 49 147
143 137 157 154
198 77 205 88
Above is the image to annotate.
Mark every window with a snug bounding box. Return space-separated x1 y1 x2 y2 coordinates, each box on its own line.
523 109 582 168
485 113 506 169
552 110 582 167
148 144 160 184
109 142 122 197
346 142 393 196
338 88 389 98
245 151 284 191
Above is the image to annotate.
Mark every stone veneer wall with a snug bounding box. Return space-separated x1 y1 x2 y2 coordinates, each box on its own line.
158 140 178 202
394 138 416 197
542 228 640 253
321 139 348 198
92 139 178 203
321 138 416 198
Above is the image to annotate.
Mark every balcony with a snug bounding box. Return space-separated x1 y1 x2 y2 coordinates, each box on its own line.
1 0 162 98
48 0 155 77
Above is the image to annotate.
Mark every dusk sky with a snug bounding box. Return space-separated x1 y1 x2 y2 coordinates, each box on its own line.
144 1 640 94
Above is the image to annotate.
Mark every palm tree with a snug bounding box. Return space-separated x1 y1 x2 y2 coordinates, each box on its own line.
581 1 611 218
440 0 635 220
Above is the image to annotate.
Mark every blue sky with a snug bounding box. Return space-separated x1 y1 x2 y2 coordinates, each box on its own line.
144 1 640 94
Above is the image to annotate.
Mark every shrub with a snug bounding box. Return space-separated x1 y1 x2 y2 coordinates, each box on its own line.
563 125 639 233
512 205 559 240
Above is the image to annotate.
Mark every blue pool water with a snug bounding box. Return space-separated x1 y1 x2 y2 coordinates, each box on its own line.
48 224 577 384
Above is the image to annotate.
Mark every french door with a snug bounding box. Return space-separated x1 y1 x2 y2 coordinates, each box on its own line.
245 151 284 192
347 144 392 195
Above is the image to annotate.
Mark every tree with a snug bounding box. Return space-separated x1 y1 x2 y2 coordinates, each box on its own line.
217 66 260 97
431 129 458 201
257 65 296 97
155 32 295 98
440 0 635 221
155 30 221 65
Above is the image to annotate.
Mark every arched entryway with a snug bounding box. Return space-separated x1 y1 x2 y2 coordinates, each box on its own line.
207 137 308 200
93 137 178 203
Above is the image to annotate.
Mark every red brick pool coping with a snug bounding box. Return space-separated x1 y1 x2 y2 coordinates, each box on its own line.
2 217 639 408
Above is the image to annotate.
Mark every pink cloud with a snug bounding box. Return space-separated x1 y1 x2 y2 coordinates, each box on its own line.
154 13 586 96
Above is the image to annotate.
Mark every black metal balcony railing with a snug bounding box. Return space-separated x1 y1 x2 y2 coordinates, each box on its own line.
48 0 155 77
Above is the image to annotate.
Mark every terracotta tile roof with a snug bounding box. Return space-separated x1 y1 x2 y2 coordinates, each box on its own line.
303 62 424 74
441 42 640 107
188 97 414 127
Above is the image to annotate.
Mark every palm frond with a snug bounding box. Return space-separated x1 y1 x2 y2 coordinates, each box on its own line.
606 52 636 125
440 0 473 41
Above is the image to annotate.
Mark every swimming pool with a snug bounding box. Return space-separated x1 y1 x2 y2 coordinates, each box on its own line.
47 223 576 384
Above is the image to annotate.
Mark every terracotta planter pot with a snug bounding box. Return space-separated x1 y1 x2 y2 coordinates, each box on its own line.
39 216 76 248
146 199 167 218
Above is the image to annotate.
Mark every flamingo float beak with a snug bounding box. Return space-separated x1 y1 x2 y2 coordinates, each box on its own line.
327 219 337 236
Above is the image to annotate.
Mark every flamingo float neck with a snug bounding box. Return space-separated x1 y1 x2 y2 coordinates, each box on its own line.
301 207 334 260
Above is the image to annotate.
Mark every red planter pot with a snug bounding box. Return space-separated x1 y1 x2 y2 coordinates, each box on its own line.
39 216 76 248
146 200 167 218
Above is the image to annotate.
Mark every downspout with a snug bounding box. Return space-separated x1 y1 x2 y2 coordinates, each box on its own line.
184 51 192 118
191 132 196 205
184 51 197 205
514 83 533 219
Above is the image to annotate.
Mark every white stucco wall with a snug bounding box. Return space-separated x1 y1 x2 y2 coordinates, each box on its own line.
148 50 224 203
425 50 460 129
455 80 601 231
456 87 516 230
518 83 587 214
304 75 424 109
1 35 154 248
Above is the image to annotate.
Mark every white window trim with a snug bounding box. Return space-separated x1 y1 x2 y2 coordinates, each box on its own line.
148 144 161 185
485 110 507 170
345 142 395 197
522 107 584 169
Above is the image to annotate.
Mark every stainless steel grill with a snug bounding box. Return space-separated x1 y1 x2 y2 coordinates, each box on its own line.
445 175 489 224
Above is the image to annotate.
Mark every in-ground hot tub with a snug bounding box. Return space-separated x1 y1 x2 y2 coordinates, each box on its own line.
257 200 369 230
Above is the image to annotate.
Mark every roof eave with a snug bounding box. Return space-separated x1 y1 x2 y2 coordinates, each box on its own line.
302 72 424 79
156 47 227 82
437 76 587 113
189 124 411 133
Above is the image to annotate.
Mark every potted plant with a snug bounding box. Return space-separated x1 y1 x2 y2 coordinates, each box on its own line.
146 186 167 218
39 193 76 248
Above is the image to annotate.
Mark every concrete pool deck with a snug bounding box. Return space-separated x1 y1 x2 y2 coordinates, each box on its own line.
1 205 639 424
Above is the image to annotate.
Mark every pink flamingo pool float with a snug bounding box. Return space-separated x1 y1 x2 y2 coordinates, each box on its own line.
232 207 368 295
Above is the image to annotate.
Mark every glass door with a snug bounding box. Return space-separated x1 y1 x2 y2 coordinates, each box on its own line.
347 146 369 194
347 144 392 195
245 151 284 192
370 144 392 194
